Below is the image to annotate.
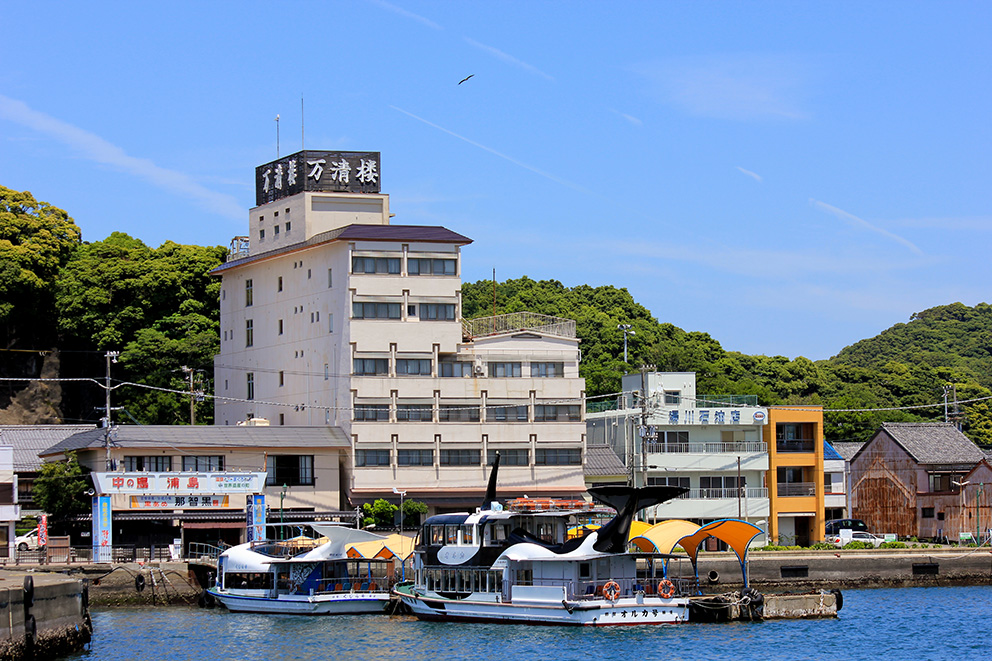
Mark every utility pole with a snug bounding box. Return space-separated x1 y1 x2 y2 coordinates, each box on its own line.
104 350 120 470
182 366 195 425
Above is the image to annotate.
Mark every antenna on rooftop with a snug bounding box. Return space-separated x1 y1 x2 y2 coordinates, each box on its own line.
301 95 305 151
275 114 280 157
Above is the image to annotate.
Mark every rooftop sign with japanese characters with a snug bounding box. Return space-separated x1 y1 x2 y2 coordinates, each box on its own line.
255 150 381 206
93 472 267 496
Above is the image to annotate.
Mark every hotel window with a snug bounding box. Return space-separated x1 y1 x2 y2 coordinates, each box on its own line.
396 359 431 375
245 279 253 306
266 455 314 486
533 405 581 422
488 362 521 378
398 449 434 466
245 319 254 347
664 390 680 405
278 319 283 335
324 364 329 381
530 362 564 378
439 361 472 377
535 448 581 465
420 303 456 321
647 476 690 489
123 456 173 472
278 276 283 292
352 302 402 319
353 358 389 376
354 404 389 421
285 221 291 233
486 405 529 422
274 224 280 236
259 229 265 240
439 405 481 422
327 268 333 288
328 314 334 333
182 456 225 471
352 256 401 274
397 404 433 422
355 450 390 467
246 373 254 400
278 371 285 387
440 449 480 466
408 258 457 276
487 449 528 466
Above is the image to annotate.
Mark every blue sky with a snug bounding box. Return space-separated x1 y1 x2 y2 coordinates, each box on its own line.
2 1 990 361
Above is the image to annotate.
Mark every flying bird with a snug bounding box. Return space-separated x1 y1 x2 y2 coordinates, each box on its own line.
458 74 474 85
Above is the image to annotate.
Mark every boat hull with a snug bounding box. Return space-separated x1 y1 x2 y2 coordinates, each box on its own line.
208 589 390 615
394 586 688 626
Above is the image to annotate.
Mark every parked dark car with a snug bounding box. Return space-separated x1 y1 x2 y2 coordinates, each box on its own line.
824 518 868 535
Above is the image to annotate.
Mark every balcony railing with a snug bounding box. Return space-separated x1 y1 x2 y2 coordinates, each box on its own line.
676 487 769 500
778 482 816 497
776 439 815 453
463 312 576 340
645 441 767 454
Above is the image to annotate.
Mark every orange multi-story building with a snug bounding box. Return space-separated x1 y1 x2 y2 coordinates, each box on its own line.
766 406 825 545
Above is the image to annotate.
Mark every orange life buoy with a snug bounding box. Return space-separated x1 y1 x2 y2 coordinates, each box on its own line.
603 581 621 601
658 579 675 599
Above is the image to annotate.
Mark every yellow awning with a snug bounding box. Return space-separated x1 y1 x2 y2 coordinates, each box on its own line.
345 534 415 561
629 519 701 554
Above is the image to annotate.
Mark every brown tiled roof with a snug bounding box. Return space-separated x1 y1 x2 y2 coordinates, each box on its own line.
584 445 627 477
212 223 472 274
41 425 350 457
869 422 985 466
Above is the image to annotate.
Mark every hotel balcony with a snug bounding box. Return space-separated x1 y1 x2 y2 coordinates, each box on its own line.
775 438 815 453
462 312 576 340
646 487 770 520
645 441 769 472
777 482 817 497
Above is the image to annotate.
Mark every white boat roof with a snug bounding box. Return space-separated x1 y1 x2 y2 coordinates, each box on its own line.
221 525 388 567
495 531 613 563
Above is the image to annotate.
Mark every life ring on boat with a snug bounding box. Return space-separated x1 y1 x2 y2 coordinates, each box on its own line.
658 579 675 599
603 581 621 601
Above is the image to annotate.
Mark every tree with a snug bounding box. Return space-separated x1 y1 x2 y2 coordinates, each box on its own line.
401 500 429 528
54 234 227 424
361 499 398 528
33 452 91 525
0 186 82 347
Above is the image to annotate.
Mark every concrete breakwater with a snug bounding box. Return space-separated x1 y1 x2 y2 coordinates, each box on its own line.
697 547 992 591
0 570 91 660
68 563 204 607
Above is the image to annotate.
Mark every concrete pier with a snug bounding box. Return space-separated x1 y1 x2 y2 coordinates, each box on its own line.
0 570 91 660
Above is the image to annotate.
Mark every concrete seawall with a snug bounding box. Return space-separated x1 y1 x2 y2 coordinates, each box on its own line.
696 547 992 591
0 570 91 660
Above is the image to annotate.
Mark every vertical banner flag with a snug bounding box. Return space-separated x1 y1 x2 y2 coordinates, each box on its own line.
92 495 113 563
253 494 266 542
39 514 48 548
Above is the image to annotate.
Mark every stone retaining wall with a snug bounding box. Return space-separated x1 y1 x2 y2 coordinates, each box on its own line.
0 570 91 660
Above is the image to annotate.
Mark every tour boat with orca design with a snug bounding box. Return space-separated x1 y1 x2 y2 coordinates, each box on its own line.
208 524 395 615
394 455 693 625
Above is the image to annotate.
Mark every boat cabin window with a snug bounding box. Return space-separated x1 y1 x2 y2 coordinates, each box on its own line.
485 522 510 546
579 563 591 579
461 524 475 545
445 525 459 545
430 525 444 546
535 521 556 543
225 572 273 590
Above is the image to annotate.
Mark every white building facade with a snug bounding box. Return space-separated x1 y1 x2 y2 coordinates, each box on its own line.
213 150 586 512
586 372 769 536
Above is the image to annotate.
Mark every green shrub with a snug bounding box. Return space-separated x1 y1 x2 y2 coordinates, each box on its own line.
842 540 874 550
809 542 835 550
880 541 906 549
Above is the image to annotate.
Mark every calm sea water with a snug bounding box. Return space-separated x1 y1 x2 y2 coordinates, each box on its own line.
67 586 990 661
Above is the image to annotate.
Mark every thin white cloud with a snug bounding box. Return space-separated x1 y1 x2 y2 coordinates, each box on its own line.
610 109 643 127
390 105 586 193
887 216 992 231
463 37 554 81
735 166 762 182
0 95 243 220
811 199 923 255
633 54 809 121
366 0 442 30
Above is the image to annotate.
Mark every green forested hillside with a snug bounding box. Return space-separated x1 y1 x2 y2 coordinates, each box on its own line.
462 277 992 446
3 185 990 444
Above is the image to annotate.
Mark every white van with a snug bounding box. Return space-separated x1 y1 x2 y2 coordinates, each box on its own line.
15 528 41 551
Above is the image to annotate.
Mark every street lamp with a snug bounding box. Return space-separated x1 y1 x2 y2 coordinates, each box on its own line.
280 484 288 540
393 487 407 532
618 324 635 364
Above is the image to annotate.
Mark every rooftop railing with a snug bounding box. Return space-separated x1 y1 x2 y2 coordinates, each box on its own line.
463 312 576 340
645 441 767 454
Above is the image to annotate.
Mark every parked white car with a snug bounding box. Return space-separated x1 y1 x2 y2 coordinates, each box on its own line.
15 528 42 551
827 531 885 548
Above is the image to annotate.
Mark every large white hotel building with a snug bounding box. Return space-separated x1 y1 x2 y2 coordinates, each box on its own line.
212 150 586 512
